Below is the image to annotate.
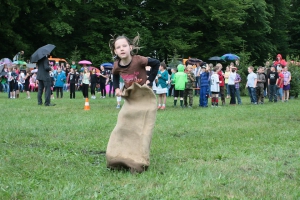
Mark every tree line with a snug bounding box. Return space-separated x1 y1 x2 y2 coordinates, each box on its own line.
1 0 300 66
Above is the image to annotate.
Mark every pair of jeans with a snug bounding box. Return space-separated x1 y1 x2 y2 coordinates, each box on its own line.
199 86 208 107
247 87 257 103
229 85 236 104
269 85 277 102
277 87 283 100
235 88 242 104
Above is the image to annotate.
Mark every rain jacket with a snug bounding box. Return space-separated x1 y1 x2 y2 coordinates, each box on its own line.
174 64 187 90
54 72 66 87
273 54 287 67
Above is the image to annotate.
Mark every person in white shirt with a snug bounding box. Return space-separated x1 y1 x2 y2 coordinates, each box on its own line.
246 66 258 104
210 66 220 107
228 65 237 105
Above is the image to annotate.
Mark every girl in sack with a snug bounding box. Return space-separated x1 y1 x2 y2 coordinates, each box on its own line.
106 34 160 173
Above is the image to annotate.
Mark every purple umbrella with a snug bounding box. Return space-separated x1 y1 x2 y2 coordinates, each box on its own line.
0 58 13 66
78 60 92 65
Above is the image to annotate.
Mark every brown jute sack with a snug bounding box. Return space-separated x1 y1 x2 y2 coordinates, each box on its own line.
106 83 157 173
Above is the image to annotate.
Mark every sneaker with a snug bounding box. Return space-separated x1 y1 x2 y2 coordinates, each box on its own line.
103 96 106 98
116 105 120 109
160 106 165 110
157 105 161 109
27 97 31 99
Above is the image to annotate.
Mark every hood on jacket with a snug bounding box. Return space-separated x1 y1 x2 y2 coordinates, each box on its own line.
177 64 185 72
277 54 282 60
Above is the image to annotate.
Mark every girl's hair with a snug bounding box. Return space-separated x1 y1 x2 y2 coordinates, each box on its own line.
109 33 141 60
160 62 167 69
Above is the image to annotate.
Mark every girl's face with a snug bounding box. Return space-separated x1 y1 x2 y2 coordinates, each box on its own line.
114 38 132 60
100 66 104 70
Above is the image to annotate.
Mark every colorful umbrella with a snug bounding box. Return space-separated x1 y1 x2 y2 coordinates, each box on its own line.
208 56 224 61
221 53 240 61
78 60 92 65
100 62 113 69
0 58 13 66
13 60 27 65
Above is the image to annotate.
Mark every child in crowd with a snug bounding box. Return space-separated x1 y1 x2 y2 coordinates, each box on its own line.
268 65 278 102
276 66 284 102
246 66 257 104
68 68 76 99
54 67 66 98
199 63 209 107
24 68 31 99
90 68 97 99
216 63 225 105
168 68 176 97
256 66 266 104
173 64 187 107
228 65 237 105
71 61 77 69
157 62 169 110
234 68 242 105
210 66 220 107
184 65 195 108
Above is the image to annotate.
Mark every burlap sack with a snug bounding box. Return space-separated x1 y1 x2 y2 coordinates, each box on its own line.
106 83 157 173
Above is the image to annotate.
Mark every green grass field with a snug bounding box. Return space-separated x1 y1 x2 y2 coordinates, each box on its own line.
0 91 299 199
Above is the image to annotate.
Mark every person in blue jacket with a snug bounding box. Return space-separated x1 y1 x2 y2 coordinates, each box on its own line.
199 63 210 107
54 67 66 98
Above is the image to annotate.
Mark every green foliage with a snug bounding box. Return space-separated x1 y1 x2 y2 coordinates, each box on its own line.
167 49 182 68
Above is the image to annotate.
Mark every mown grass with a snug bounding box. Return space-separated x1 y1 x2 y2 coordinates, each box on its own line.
0 91 299 199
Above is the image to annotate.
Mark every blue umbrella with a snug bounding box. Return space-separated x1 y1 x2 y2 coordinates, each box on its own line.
208 56 224 61
100 62 113 69
221 53 240 61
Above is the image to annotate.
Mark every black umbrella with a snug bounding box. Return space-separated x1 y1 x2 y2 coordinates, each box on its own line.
30 44 56 63
187 58 202 65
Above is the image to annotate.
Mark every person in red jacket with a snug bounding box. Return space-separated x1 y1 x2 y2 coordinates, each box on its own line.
217 63 225 105
273 54 287 67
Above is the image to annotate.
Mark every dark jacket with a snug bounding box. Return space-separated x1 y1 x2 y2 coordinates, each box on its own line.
36 56 51 81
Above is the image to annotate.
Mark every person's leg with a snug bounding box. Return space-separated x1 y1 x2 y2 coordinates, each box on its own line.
200 87 204 106
162 93 167 107
174 90 178 106
183 89 188 106
229 85 236 104
251 87 257 104
158 94 162 108
261 87 265 103
286 89 290 101
44 81 51 105
235 88 241 104
189 89 193 106
179 90 184 107
211 93 215 106
37 80 44 105
269 85 274 102
56 87 59 98
60 87 63 98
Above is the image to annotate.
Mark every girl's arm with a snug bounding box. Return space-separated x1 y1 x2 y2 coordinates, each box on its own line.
146 58 160 84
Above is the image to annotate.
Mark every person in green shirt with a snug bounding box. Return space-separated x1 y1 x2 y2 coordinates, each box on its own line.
173 64 187 107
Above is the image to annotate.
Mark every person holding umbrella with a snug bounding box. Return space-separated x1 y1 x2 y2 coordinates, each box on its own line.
31 44 56 106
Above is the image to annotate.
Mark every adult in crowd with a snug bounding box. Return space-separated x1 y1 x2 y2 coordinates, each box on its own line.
36 55 55 106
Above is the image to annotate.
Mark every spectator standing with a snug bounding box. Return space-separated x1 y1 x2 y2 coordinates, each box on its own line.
282 66 291 102
228 66 237 105
199 64 210 107
256 67 266 104
99 65 107 98
210 66 220 107
246 66 257 104
268 66 278 102
90 68 97 99
54 67 66 99
68 68 76 99
234 68 242 105
81 66 90 98
184 65 195 108
157 62 169 110
173 64 187 107
276 66 284 102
